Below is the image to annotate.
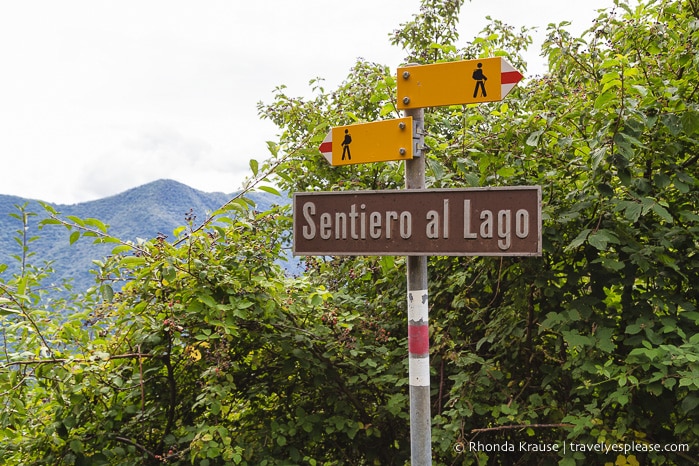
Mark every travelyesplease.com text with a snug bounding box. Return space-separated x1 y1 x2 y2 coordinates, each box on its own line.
454 440 690 456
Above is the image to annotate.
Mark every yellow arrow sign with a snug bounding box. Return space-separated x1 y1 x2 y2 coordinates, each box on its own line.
397 57 523 109
319 117 413 166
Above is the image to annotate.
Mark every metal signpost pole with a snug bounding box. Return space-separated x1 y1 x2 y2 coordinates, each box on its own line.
404 104 431 465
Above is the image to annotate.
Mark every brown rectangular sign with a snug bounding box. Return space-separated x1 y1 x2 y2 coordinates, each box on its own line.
293 187 541 256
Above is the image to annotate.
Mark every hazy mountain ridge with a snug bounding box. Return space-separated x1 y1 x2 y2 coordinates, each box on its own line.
0 179 287 293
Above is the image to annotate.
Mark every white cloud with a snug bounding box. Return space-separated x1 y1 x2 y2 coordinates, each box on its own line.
0 0 616 204
76 125 249 201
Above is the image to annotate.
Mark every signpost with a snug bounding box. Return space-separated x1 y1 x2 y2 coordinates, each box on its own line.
293 187 542 256
397 57 523 109
319 117 414 166
295 57 526 465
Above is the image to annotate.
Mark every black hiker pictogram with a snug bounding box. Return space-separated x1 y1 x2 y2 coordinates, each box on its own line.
472 62 487 98
341 129 352 160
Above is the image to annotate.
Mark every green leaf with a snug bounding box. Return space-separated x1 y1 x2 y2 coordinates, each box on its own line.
162 265 177 282
69 439 84 454
595 257 625 271
679 376 699 389
681 395 699 413
588 229 620 250
199 294 218 309
595 327 616 353
496 166 516 178
39 201 58 215
111 244 133 255
379 102 395 117
590 147 606 170
236 300 254 310
266 141 279 156
594 88 617 109
0 306 21 316
525 129 543 146
100 285 114 302
38 218 62 228
66 215 86 227
249 158 259 176
85 217 109 233
565 229 591 251
617 200 642 223
380 256 395 275
119 256 146 267
69 231 81 245
596 183 614 197
257 185 281 196
681 110 699 135
651 203 673 223
662 114 682 136
562 330 592 348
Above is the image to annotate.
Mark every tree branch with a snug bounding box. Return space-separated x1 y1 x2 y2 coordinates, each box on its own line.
0 283 56 360
1 352 157 369
113 436 157 459
471 423 574 433
43 215 151 258
173 132 314 247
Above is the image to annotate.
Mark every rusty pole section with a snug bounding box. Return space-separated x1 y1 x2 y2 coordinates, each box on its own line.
404 102 431 465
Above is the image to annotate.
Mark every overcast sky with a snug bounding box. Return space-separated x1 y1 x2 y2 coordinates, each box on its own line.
0 0 616 205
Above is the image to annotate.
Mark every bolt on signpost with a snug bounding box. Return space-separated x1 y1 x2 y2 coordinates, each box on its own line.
294 57 527 465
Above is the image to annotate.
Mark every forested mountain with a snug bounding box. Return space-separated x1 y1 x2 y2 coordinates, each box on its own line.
0 179 285 293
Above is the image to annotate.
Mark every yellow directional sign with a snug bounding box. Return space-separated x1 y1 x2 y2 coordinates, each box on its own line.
397 57 523 109
319 117 413 166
